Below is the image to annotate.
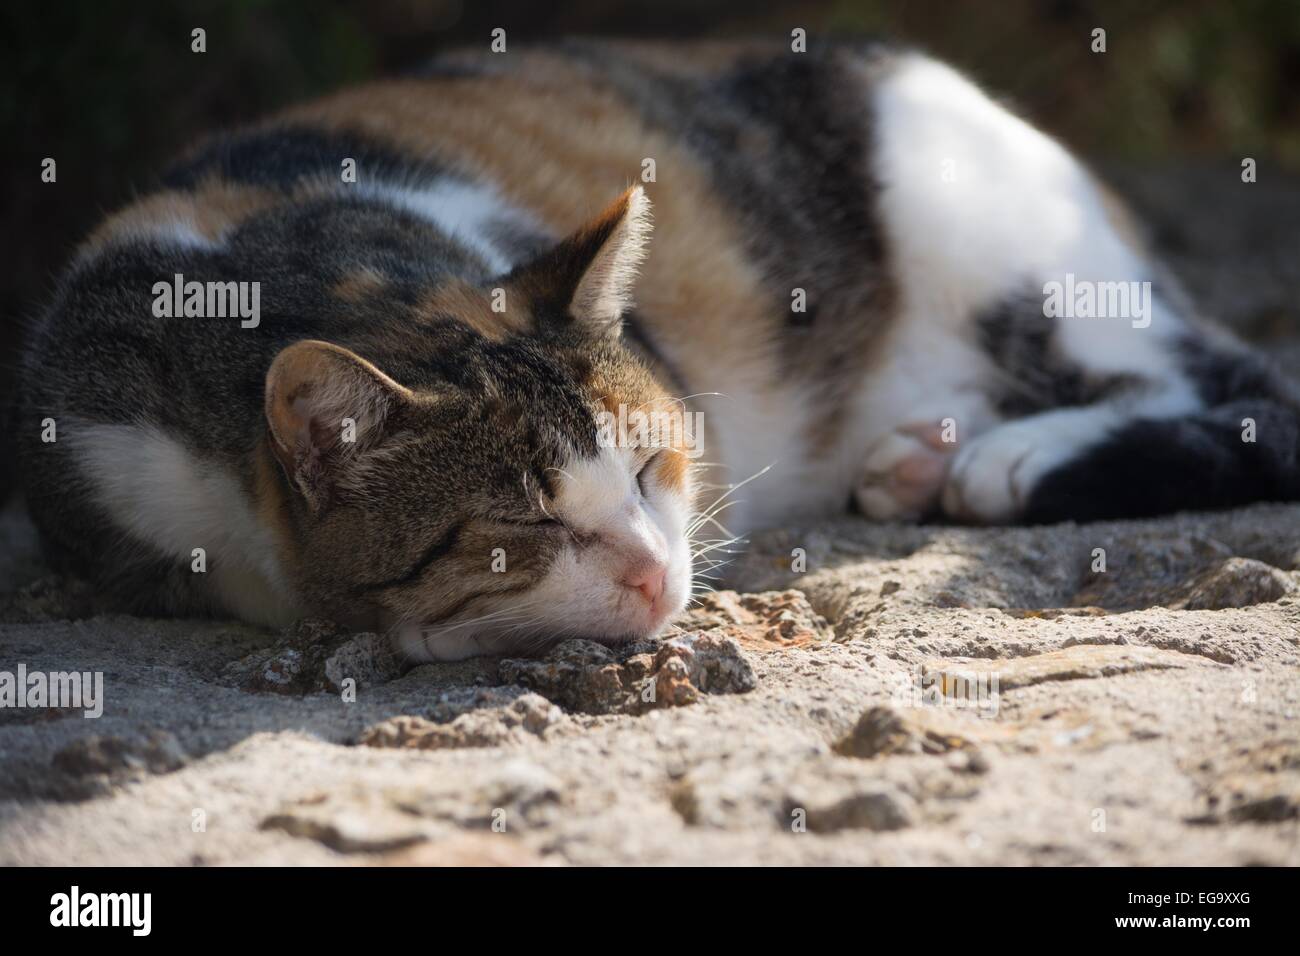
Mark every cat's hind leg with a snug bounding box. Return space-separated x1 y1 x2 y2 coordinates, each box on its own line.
941 389 1192 523
942 336 1300 524
1020 368 1300 524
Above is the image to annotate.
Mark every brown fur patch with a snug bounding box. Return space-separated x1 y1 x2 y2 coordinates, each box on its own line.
654 447 690 494
595 389 622 416
582 353 698 499
507 185 643 320
273 63 780 497
333 266 388 303
269 46 894 486
591 372 695 497
80 177 277 259
596 39 781 79
273 63 775 390
417 280 530 342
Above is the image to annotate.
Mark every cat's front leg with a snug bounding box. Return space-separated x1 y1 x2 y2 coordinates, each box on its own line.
854 420 959 521
852 390 993 520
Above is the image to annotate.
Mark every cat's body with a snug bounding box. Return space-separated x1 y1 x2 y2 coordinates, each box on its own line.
18 40 1300 659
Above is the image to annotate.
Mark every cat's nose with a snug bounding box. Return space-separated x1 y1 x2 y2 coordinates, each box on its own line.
621 562 667 605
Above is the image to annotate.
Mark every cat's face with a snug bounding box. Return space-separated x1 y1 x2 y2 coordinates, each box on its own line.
264 187 696 659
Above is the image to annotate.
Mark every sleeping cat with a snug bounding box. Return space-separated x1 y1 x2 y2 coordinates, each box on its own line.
17 40 1300 660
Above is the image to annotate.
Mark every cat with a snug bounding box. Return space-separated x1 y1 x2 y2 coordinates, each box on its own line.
17 40 1300 661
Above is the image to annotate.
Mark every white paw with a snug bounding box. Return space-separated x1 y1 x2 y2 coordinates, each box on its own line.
855 421 958 521
941 420 1076 523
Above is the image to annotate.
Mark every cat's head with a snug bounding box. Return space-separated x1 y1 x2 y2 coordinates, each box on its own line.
263 187 697 659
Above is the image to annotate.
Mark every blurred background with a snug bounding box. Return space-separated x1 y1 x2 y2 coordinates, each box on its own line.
5 0 1300 497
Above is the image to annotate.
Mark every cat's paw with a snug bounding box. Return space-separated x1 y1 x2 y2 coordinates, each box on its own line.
940 420 1072 523
855 421 957 521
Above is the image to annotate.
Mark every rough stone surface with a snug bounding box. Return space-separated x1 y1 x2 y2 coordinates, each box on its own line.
924 645 1188 692
1166 558 1296 611
359 693 569 750
834 706 978 758
4 496 1299 864
496 632 756 715
2 169 1300 865
675 590 832 648
221 619 405 694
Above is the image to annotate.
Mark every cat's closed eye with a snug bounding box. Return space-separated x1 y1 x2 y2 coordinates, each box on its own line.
498 514 562 531
636 450 662 496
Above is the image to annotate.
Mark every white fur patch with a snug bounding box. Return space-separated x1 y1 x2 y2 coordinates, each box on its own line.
870 52 1188 374
941 406 1121 522
69 421 294 626
831 51 1203 523
77 219 220 263
532 445 691 638
356 177 535 273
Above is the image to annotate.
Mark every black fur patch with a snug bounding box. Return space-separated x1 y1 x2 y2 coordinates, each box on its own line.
557 40 892 302
975 292 1140 416
984 297 1300 522
552 39 899 444
1177 331 1300 407
1025 400 1300 523
162 126 445 191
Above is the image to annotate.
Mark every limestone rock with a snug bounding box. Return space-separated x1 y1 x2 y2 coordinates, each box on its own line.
835 705 978 758
1187 738 1300 824
1 574 104 623
498 633 756 715
261 791 442 853
323 631 407 691
386 759 564 830
52 730 187 778
674 589 831 649
222 619 404 695
1165 558 1296 610
359 693 568 750
923 644 1188 693
368 834 554 866
787 786 915 833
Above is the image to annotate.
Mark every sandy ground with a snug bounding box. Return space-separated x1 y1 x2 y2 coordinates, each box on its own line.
1 167 1298 865
1 500 1298 866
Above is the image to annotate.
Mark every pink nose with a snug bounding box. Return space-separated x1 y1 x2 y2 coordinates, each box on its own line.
621 563 667 605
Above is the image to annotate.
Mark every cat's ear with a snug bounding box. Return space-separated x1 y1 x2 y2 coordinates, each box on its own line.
511 185 652 335
264 340 412 512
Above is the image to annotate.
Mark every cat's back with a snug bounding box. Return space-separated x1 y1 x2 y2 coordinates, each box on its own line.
21 38 908 542
272 38 900 358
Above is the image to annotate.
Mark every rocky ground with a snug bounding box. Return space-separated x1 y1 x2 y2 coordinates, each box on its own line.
2 166 1299 866
1 499 1298 866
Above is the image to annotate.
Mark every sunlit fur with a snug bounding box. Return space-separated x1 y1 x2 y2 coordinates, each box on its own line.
18 41 1300 661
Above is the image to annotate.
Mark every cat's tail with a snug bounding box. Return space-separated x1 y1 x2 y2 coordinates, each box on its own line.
1024 342 1300 523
